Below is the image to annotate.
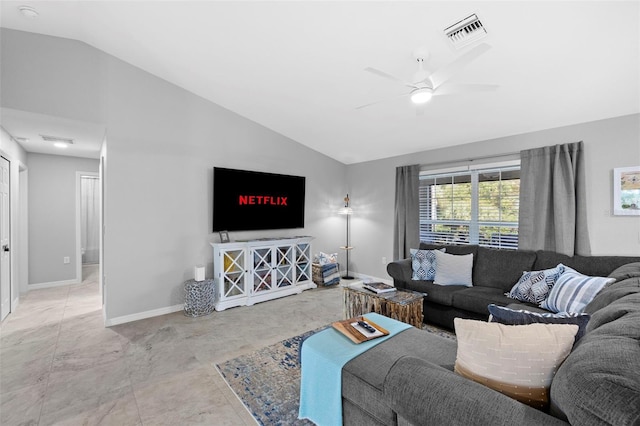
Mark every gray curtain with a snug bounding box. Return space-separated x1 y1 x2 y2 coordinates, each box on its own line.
518 141 591 256
393 164 420 260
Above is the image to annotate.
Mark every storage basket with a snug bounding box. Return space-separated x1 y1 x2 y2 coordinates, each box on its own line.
312 262 340 286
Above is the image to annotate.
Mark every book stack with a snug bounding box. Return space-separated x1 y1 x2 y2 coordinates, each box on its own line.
362 282 396 294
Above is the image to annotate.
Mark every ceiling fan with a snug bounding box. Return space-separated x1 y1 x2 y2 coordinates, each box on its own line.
357 43 497 110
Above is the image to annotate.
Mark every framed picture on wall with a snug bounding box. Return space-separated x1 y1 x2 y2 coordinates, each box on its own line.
613 166 640 216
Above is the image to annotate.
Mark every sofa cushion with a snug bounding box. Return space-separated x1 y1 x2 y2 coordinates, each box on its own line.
434 251 473 287
488 304 590 343
473 247 536 291
550 308 640 425
607 261 640 281
419 243 478 258
385 356 569 426
454 319 577 410
584 275 640 315
343 327 457 424
507 264 566 304
540 269 614 314
419 282 468 306
585 292 640 333
452 287 514 315
533 251 640 277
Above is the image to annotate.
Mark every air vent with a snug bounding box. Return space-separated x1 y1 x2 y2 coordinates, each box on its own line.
40 134 74 144
444 14 487 49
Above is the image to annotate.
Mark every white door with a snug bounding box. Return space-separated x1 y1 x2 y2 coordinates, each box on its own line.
0 157 10 321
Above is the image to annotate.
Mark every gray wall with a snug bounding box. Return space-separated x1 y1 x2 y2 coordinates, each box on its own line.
0 127 28 307
102 52 346 320
27 153 99 285
1 29 347 321
346 114 640 280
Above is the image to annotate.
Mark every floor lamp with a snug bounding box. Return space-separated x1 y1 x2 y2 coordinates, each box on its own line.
339 194 354 280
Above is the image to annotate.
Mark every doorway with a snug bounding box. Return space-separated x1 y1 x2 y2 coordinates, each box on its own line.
78 173 100 282
0 156 10 321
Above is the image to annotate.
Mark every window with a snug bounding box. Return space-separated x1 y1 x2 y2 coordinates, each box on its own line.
419 165 520 249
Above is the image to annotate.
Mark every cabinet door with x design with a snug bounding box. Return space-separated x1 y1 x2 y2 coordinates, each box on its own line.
212 237 315 311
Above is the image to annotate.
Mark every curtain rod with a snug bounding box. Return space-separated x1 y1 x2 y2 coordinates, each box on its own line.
418 151 520 169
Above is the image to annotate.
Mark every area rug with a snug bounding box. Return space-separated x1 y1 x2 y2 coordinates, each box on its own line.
215 323 455 426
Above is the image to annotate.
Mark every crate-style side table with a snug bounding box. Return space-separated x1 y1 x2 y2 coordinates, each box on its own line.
184 279 215 317
343 283 424 328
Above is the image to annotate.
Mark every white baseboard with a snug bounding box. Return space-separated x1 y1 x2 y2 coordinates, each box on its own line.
29 278 80 290
105 304 184 327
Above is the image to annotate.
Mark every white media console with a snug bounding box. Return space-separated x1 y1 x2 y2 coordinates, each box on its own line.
210 236 315 311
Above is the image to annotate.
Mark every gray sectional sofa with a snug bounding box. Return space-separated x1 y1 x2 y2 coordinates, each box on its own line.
386 243 639 329
342 247 640 425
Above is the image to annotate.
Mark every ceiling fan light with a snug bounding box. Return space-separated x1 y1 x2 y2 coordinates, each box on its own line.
53 142 69 149
411 88 432 104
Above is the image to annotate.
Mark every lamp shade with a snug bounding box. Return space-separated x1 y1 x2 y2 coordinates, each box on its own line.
338 207 353 215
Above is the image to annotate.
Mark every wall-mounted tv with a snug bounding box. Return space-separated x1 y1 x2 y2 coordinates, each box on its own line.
213 167 306 232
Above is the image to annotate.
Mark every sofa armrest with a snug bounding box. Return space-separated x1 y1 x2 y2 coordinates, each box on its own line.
387 259 412 289
383 356 568 426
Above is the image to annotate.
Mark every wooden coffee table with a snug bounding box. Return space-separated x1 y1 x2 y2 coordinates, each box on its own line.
343 282 425 328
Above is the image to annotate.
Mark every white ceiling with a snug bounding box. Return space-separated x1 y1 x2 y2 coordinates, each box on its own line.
1 1 638 164
1 108 105 158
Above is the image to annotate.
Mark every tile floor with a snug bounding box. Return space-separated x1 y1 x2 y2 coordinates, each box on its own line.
0 265 345 425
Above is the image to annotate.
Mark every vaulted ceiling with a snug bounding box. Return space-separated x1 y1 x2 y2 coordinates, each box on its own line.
1 1 638 164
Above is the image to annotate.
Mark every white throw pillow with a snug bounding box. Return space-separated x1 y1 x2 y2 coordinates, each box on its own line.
454 318 578 409
434 251 473 287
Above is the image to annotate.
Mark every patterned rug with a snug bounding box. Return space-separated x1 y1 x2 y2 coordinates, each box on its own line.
215 323 455 426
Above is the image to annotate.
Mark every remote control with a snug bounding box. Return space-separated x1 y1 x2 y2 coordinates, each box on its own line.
357 320 376 334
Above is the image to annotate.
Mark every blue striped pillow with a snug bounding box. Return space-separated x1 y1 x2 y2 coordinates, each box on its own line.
540 269 614 314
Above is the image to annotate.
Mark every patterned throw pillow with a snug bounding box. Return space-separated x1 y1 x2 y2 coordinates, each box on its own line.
434 251 473 287
454 318 578 410
487 304 590 342
316 252 338 265
410 248 444 281
507 264 566 304
540 270 615 314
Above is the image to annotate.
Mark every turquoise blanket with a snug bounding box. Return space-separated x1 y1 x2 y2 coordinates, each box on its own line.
298 313 412 425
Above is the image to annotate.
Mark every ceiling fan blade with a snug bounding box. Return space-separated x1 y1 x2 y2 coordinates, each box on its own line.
364 67 417 89
433 83 499 96
355 92 410 110
427 43 492 89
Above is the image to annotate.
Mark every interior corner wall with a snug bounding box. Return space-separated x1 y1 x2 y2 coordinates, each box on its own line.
27 153 99 286
1 29 347 323
102 55 346 322
346 114 640 279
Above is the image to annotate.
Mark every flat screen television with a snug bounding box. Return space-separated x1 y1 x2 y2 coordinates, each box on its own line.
213 167 306 232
